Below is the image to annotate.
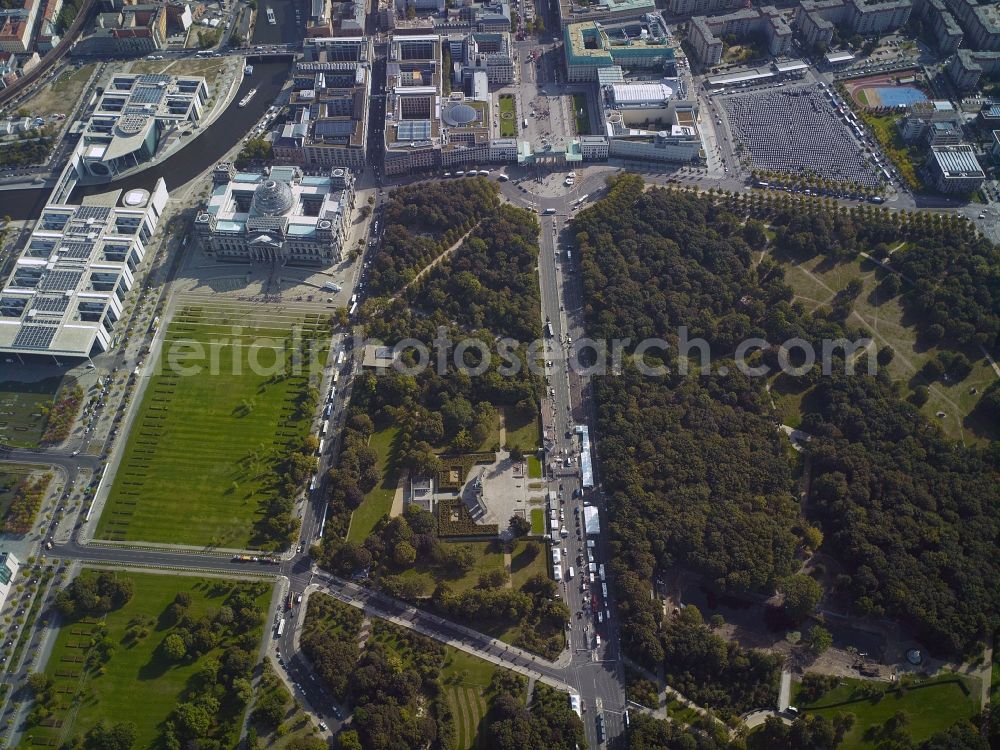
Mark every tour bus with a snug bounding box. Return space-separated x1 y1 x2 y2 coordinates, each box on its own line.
317 438 325 455
567 566 575 579
336 350 346 366
542 207 557 215
309 475 317 492
569 694 582 718
320 420 328 436
276 619 286 636
546 321 554 337
523 118 528 129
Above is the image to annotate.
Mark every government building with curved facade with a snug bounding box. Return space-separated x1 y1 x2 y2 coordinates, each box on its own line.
195 163 356 266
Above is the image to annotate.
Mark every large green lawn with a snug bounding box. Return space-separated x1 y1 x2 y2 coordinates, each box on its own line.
20 571 271 750
0 376 64 448
504 407 541 454
347 425 401 543
96 306 331 548
797 673 981 749
498 95 518 138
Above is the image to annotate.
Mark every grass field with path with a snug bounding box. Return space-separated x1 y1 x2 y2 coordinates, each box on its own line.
96 305 331 548
20 571 271 750
0 376 64 448
499 95 518 138
770 252 998 445
796 673 980 749
347 425 400 543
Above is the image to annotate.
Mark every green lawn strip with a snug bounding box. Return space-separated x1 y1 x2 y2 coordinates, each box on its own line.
526 455 542 478
508 540 547 590
22 571 271 750
798 673 980 749
347 425 401 543
0 376 63 448
498 95 518 138
529 508 545 535
439 647 498 749
572 93 589 135
504 408 541 454
96 309 329 548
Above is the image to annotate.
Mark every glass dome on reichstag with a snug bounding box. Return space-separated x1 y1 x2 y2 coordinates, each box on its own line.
252 179 294 216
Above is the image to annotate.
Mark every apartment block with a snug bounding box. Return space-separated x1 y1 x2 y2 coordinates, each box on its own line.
689 6 793 66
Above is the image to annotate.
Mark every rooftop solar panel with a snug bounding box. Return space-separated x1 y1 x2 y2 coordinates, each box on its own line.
39 270 82 292
12 324 57 350
74 206 112 222
59 241 95 260
31 296 69 313
130 86 166 106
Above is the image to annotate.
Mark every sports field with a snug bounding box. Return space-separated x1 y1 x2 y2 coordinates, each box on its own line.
20 571 271 750
96 303 331 549
0 376 64 448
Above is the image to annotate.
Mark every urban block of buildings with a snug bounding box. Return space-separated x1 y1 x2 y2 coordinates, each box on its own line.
305 0 365 37
947 47 1000 90
555 0 655 28
195 163 356 265
666 0 744 17
796 0 912 49
391 0 512 33
445 31 515 86
563 15 676 82
0 180 169 359
383 34 445 174
688 6 793 66
897 100 962 146
74 2 169 55
69 72 209 180
275 37 373 171
0 0 41 53
915 0 963 54
936 0 1000 49
924 143 985 194
598 79 702 162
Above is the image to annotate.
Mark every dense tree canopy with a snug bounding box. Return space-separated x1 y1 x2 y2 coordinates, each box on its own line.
577 175 1000 666
366 177 501 297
